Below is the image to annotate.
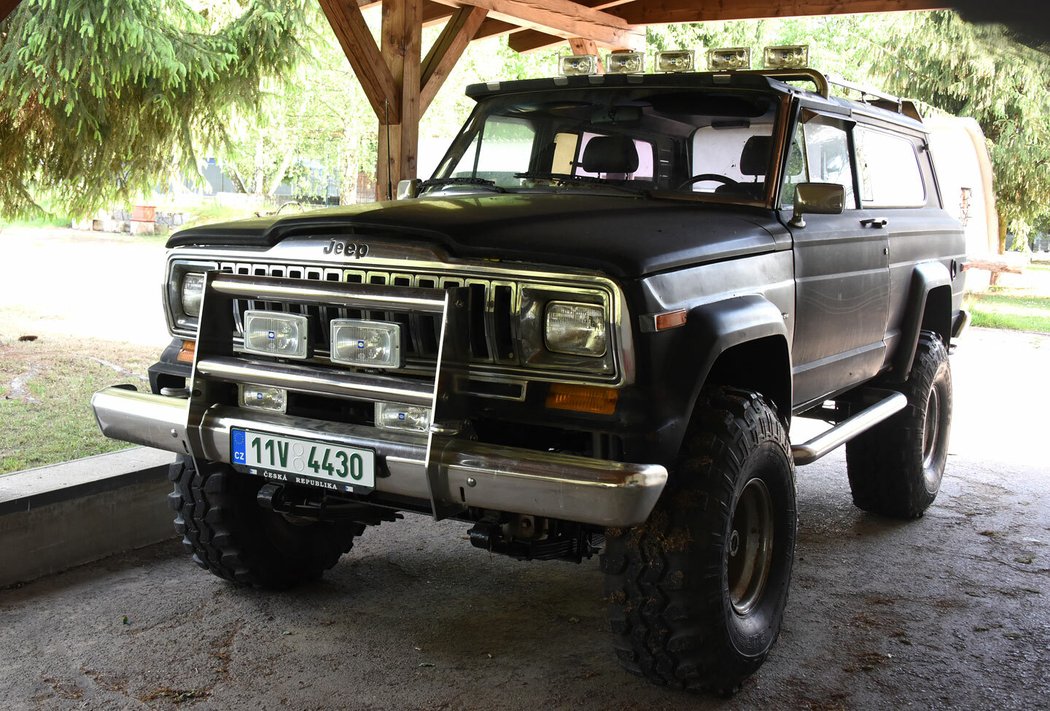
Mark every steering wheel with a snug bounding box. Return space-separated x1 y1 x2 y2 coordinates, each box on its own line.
677 173 740 190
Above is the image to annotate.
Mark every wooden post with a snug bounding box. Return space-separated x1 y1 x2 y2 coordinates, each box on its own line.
376 0 423 200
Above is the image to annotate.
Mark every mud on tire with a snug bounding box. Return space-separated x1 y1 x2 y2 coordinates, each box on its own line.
846 331 952 519
602 386 797 694
168 456 365 589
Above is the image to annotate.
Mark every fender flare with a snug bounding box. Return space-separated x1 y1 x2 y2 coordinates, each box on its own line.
893 261 953 382
685 295 792 419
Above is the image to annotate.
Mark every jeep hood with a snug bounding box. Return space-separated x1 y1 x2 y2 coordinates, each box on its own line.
167 194 784 278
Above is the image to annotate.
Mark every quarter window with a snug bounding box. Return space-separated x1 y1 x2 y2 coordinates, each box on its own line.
780 119 857 209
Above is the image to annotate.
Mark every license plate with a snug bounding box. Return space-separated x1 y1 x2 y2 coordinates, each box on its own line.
231 428 375 493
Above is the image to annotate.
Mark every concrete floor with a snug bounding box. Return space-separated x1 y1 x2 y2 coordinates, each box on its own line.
1 328 1047 710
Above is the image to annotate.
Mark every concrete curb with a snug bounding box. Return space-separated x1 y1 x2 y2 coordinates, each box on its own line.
0 448 177 587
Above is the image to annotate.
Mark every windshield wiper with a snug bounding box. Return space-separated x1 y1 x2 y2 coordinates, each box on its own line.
514 172 649 195
420 177 506 193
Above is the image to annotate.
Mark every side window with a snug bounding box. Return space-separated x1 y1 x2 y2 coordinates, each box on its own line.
855 127 926 207
779 118 857 209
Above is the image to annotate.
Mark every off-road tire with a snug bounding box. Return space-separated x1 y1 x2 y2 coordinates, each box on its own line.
846 331 952 519
602 387 797 694
168 456 365 589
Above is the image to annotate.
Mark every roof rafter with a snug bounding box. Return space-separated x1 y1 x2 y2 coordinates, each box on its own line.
319 0 401 122
420 6 489 112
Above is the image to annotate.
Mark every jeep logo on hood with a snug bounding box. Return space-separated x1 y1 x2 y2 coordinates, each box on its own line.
322 239 369 258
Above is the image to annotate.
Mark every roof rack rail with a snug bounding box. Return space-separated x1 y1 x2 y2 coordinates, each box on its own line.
743 68 830 97
824 73 923 121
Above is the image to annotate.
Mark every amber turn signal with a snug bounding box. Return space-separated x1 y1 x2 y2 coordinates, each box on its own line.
546 383 619 415
176 340 196 364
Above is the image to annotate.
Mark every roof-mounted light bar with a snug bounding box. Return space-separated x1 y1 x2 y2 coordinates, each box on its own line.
708 47 751 71
559 55 599 77
764 45 809 69
606 51 645 75
655 50 694 73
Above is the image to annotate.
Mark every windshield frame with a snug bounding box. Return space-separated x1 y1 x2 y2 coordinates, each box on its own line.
425 82 791 208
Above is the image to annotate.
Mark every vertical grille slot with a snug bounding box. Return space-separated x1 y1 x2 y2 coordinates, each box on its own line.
492 284 516 361
466 282 490 360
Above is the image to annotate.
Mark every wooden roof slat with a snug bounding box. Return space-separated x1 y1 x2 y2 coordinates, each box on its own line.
429 0 644 48
507 0 635 52
609 0 945 25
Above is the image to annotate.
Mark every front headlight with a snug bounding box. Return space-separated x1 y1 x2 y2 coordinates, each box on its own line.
544 301 608 357
166 259 217 335
181 272 206 317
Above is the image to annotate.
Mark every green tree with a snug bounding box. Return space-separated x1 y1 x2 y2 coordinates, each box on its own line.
0 0 309 217
866 12 1050 253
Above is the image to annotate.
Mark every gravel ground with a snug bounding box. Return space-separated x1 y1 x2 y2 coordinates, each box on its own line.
0 328 1047 710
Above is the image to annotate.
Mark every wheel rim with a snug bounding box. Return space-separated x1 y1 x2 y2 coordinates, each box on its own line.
728 477 775 615
922 387 941 477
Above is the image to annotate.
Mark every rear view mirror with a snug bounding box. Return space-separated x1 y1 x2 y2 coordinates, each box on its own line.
790 182 845 228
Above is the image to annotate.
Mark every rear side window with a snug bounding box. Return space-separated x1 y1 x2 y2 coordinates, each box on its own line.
855 127 926 207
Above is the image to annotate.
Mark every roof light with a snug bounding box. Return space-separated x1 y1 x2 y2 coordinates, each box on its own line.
655 50 694 73
606 51 644 75
560 55 599 77
708 47 751 71
764 44 809 69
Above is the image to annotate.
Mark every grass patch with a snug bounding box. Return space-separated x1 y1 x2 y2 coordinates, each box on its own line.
968 292 1050 334
0 213 71 230
0 335 158 474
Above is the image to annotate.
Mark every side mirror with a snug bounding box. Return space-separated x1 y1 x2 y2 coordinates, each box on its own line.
397 179 421 200
790 182 845 228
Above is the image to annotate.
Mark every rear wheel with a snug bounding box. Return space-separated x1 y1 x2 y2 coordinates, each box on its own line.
602 387 796 694
168 456 364 589
846 331 952 519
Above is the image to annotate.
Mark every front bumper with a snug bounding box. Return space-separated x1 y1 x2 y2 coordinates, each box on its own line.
92 271 666 528
91 387 667 528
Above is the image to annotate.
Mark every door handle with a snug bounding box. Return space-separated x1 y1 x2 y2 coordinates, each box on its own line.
860 218 888 228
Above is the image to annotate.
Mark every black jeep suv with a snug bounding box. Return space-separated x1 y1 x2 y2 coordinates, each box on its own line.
93 67 967 693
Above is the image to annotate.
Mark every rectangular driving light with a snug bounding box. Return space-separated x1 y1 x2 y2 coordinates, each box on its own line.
375 402 432 432
243 311 309 360
559 55 599 76
764 44 809 69
655 50 694 73
240 384 287 413
708 47 751 70
330 319 402 369
606 51 644 74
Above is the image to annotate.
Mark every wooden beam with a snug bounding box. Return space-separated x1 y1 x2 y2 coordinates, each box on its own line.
318 0 400 122
507 0 636 52
431 0 643 48
376 0 424 198
473 16 523 41
420 7 490 114
610 0 945 26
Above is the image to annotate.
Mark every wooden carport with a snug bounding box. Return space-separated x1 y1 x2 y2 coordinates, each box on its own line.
317 0 945 198
0 0 948 199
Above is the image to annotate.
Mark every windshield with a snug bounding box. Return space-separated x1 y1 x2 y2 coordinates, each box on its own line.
427 85 782 204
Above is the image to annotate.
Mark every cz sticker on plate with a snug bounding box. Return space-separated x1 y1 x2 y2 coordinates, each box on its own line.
231 428 376 493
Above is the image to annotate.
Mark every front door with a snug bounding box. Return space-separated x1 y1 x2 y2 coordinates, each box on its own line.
784 113 890 407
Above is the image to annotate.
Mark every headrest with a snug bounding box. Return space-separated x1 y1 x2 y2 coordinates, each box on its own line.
581 135 639 174
740 135 772 176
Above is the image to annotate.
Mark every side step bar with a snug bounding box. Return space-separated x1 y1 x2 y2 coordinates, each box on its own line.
791 392 908 466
